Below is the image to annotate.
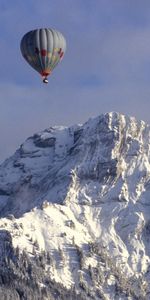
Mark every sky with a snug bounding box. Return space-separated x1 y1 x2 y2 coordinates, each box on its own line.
1 0 150 162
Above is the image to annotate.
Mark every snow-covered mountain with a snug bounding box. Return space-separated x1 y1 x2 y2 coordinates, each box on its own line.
0 112 150 299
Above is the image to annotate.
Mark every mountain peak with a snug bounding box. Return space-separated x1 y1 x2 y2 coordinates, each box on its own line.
0 112 149 217
0 112 150 298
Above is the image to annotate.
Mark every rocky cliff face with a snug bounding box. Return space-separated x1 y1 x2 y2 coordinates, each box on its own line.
0 112 150 299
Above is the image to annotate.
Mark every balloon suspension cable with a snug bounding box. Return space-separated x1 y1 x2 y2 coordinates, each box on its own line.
43 77 48 84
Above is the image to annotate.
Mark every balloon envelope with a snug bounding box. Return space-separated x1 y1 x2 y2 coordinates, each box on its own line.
20 28 66 81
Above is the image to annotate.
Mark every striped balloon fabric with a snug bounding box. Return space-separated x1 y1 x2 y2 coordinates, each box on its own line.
20 28 66 83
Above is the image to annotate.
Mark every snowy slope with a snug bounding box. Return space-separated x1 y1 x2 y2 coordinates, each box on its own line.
0 112 150 299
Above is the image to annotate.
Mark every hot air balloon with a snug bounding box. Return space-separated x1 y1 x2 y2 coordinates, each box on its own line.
20 28 66 83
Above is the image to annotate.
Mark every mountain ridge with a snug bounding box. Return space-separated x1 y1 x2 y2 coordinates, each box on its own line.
0 112 150 299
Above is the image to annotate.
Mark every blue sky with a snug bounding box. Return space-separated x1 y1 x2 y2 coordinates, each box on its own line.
1 0 150 162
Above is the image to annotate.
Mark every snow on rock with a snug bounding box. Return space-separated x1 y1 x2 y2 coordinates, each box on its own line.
0 112 150 298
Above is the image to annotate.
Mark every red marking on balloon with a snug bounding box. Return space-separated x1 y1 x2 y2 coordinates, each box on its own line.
41 49 47 56
58 48 64 58
41 70 50 76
